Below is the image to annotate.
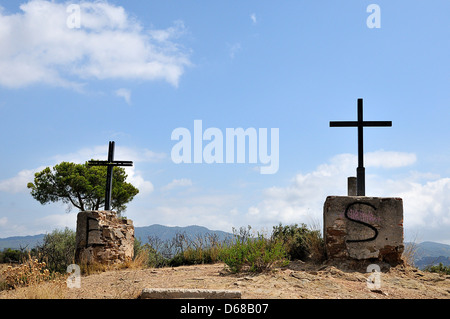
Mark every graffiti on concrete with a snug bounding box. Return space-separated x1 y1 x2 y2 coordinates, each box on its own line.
344 202 379 243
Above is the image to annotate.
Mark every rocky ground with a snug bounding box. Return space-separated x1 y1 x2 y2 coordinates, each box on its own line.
1 260 449 299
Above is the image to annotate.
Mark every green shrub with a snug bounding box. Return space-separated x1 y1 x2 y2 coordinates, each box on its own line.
218 226 289 273
36 228 76 273
272 223 325 262
424 262 450 275
246 234 288 272
218 233 248 273
0 248 27 264
169 246 220 267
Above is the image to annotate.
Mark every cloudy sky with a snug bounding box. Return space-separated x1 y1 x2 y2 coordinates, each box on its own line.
0 1 449 244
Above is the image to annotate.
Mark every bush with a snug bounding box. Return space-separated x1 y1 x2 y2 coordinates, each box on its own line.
169 232 222 267
36 228 76 273
219 226 289 273
0 248 27 264
272 223 325 262
424 262 450 275
140 244 171 268
169 247 218 267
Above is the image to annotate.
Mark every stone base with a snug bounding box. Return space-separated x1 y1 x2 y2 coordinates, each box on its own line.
75 211 134 265
323 196 404 265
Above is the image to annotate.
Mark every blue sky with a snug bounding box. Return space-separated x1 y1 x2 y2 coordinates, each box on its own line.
0 1 449 244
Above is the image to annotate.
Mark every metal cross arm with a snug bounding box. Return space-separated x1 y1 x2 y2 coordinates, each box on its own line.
88 161 133 167
330 121 392 127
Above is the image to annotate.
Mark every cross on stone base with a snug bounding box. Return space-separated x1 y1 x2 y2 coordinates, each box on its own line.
330 99 392 196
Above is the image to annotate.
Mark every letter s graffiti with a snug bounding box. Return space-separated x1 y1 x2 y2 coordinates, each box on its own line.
345 202 379 243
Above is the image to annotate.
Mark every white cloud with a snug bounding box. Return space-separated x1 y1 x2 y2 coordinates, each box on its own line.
0 0 191 89
366 150 417 168
250 13 257 24
124 166 154 194
36 212 78 231
0 167 46 193
115 88 131 105
0 220 33 238
162 178 193 191
377 177 450 228
148 20 187 42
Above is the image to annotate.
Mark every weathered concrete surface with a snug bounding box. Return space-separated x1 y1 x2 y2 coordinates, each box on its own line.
139 288 242 299
323 196 404 265
75 210 134 265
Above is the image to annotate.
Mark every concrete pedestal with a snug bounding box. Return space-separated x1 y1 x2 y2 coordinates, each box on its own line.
323 196 404 265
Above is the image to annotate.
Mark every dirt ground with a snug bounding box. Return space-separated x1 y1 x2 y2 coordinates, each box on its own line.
1 260 449 299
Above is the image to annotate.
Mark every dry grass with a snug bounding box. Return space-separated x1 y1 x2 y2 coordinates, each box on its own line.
78 261 109 275
1 255 64 289
2 280 67 299
0 254 68 299
127 248 151 269
305 220 326 263
305 231 326 263
402 242 418 267
78 254 148 276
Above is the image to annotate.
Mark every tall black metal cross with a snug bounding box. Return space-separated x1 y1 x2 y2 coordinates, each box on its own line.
330 98 392 196
87 141 133 211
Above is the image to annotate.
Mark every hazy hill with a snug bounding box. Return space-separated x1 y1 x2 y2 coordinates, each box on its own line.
410 241 450 269
0 234 45 250
415 241 450 257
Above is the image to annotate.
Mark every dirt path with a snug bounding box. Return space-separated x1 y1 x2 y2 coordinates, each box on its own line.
2 261 449 299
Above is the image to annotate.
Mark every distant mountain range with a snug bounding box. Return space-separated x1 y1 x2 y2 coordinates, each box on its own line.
410 241 450 269
0 234 45 251
1 225 449 269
